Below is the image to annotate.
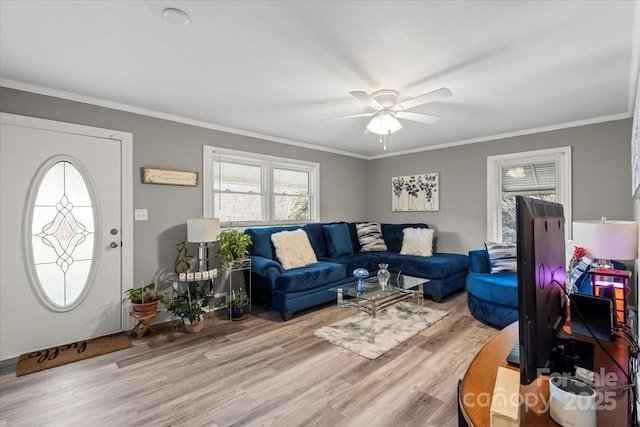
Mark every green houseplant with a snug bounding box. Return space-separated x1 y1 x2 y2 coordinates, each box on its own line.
231 288 249 321
218 229 252 266
167 282 209 332
123 283 167 313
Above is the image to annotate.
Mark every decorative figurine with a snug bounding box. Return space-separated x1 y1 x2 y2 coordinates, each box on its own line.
174 242 193 274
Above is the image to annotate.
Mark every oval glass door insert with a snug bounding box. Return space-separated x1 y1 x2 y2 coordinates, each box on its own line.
31 161 95 309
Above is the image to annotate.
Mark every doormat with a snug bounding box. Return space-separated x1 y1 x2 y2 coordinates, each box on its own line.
17 333 133 376
313 302 447 359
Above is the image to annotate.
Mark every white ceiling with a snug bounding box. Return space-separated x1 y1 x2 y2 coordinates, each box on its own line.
1 1 639 159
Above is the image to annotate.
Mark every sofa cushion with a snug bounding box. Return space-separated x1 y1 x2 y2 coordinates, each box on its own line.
485 242 517 273
356 222 388 252
323 223 354 257
271 229 318 270
400 228 434 257
302 223 328 258
246 226 300 260
381 223 428 253
275 261 346 293
383 252 468 279
469 249 491 273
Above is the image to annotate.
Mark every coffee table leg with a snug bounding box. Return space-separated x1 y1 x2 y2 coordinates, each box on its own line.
368 316 376 343
418 283 424 313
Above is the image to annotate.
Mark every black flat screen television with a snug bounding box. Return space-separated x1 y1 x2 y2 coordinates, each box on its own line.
516 195 568 385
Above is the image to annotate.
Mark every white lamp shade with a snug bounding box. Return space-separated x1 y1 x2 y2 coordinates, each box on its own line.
187 218 220 243
366 112 402 135
573 220 638 260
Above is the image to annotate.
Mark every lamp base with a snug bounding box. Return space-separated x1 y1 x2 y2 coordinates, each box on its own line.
198 243 210 272
596 259 613 270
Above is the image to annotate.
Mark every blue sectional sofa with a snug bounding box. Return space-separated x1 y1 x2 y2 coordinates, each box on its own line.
466 249 518 329
245 222 469 320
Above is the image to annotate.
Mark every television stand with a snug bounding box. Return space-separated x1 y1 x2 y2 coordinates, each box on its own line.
505 335 594 379
549 336 595 379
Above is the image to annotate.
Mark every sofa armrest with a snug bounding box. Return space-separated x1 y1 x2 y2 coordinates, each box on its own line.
249 255 284 276
469 249 491 273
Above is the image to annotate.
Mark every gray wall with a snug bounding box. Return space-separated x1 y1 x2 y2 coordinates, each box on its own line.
1 87 635 287
0 87 368 290
367 119 635 254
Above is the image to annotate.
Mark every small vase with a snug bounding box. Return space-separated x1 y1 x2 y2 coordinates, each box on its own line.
377 263 390 289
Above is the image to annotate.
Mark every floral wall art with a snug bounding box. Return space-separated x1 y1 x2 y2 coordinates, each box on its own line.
392 173 439 212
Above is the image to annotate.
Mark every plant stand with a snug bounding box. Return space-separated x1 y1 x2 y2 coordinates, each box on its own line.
224 259 251 321
129 310 157 339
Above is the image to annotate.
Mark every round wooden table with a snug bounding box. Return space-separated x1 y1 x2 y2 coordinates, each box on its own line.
458 322 629 426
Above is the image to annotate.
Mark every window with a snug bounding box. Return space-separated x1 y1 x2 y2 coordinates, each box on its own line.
203 146 319 225
487 147 571 242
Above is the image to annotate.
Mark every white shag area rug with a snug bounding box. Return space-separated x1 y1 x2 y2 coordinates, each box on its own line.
313 302 448 359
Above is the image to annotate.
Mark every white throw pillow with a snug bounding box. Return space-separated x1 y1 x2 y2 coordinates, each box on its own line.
400 228 434 257
271 229 318 270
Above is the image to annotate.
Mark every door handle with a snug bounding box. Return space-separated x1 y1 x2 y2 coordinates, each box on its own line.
110 242 119 248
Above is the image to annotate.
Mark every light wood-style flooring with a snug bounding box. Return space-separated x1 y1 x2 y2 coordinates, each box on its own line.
0 291 497 427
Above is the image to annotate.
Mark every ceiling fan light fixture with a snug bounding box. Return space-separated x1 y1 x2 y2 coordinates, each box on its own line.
366 111 402 135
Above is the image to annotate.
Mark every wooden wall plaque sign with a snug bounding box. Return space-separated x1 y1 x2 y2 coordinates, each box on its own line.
142 167 198 187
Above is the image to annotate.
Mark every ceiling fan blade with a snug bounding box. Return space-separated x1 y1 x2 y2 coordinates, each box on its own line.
395 111 440 124
395 87 452 111
324 112 375 121
349 91 383 109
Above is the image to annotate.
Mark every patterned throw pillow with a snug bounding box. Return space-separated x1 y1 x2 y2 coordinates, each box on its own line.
356 223 388 252
400 228 434 257
271 229 318 270
485 241 517 273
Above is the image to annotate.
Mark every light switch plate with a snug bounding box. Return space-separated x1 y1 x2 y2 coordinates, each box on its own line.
134 209 148 221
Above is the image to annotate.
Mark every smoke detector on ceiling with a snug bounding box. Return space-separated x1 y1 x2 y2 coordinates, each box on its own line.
162 8 190 25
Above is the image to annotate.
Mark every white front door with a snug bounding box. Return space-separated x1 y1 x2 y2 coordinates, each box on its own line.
0 115 132 360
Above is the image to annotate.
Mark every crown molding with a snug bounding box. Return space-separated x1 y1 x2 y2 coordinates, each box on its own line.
1 78 631 161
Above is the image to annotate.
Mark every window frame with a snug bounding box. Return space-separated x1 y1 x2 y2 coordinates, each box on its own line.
203 146 320 226
486 146 572 243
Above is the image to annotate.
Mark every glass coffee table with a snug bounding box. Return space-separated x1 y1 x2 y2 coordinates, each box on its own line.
329 274 428 317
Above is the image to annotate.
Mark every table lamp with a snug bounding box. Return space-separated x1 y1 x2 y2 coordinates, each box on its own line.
187 218 220 272
573 218 638 323
572 218 638 269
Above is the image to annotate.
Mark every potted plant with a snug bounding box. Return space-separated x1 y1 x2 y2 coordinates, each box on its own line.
218 229 252 268
231 288 249 321
123 283 167 313
167 282 209 332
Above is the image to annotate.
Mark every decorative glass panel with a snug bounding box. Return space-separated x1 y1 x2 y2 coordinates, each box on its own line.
31 161 94 308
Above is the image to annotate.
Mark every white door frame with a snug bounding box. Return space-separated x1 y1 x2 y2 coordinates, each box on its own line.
0 112 134 331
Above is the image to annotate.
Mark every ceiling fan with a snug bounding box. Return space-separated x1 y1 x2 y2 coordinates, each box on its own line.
337 87 452 150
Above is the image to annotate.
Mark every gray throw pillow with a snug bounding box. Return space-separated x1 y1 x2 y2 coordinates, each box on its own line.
485 241 517 273
356 223 388 252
